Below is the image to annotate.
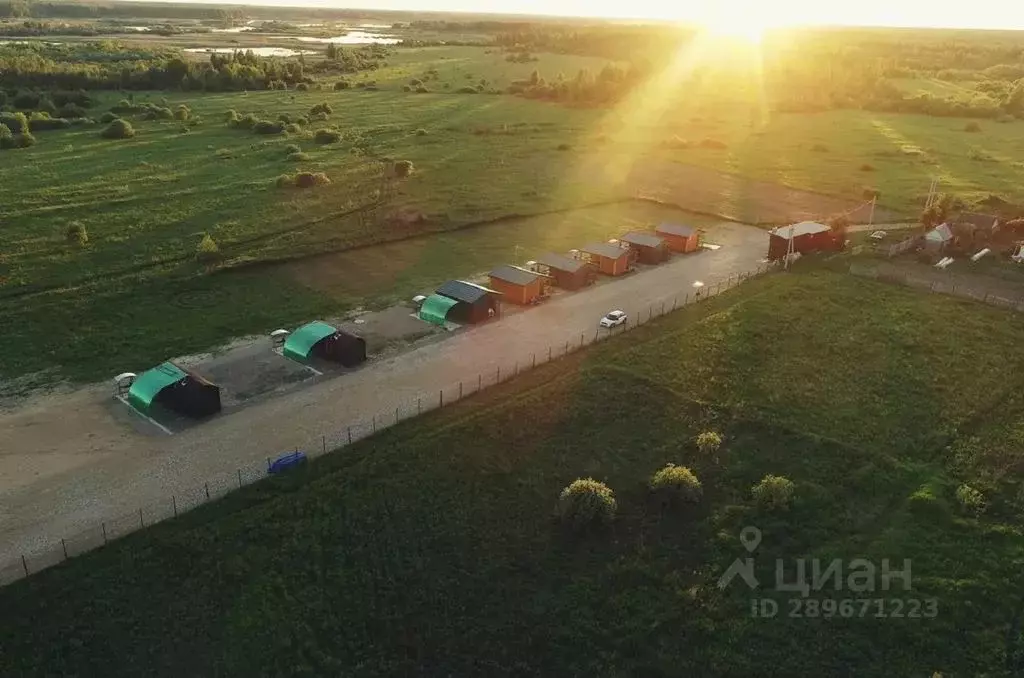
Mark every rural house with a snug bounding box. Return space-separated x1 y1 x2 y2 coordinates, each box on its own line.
488 265 551 305
283 321 366 368
531 252 596 290
655 223 701 253
581 242 633 276
433 279 501 324
620 231 670 264
767 221 840 260
127 362 222 419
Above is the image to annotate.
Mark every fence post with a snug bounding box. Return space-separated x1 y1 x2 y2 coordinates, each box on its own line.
418 397 422 415
237 469 242 488
565 340 569 353
172 495 178 518
102 522 108 544
548 346 552 361
478 373 482 390
396 406 399 423
440 389 444 407
532 352 536 368
21 554 27 576
580 332 584 347
459 381 463 399
62 538 68 560
661 301 666 314
347 426 352 444
205 483 210 501
372 414 376 433
322 435 327 454
139 508 144 528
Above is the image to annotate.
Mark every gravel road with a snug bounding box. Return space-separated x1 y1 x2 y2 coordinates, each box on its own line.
0 221 768 570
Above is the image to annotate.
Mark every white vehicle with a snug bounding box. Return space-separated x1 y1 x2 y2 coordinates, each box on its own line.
599 310 627 328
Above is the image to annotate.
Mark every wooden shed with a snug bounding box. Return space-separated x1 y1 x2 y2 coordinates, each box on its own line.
620 231 670 264
767 221 840 260
436 280 501 323
581 242 633 276
656 223 701 253
532 252 596 291
488 265 550 305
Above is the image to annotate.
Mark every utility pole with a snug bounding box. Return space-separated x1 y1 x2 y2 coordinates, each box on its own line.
869 196 876 226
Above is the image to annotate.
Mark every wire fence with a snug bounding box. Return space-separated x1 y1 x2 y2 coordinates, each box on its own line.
849 261 1024 311
0 260 781 588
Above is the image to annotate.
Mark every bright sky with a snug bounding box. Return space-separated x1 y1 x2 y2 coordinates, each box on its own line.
172 0 1024 31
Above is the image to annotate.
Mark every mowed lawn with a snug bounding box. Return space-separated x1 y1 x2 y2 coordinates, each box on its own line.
5 44 1024 384
3 271 1024 677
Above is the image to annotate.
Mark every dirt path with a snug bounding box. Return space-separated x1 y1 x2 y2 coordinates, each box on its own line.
0 221 768 570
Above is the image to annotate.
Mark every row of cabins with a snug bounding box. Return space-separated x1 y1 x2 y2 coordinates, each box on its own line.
417 223 702 325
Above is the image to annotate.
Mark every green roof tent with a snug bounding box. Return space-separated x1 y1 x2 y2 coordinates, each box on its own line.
128 362 221 419
418 294 459 326
283 321 367 367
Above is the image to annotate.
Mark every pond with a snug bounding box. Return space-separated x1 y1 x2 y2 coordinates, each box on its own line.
183 47 318 57
295 31 401 45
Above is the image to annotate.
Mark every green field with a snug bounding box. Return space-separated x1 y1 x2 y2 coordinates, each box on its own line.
7 43 1024 387
2 270 1024 676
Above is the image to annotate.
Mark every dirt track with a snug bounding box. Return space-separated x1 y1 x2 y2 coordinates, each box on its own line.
0 221 769 573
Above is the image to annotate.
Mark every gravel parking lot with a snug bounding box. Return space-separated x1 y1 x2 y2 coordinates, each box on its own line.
0 220 767 567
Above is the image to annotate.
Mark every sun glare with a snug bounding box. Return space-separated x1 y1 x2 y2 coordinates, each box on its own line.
703 18 765 43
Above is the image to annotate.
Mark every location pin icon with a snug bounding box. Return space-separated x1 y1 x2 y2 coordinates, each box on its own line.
739 526 762 553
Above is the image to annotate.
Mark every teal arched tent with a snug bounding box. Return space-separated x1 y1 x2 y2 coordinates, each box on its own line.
283 321 339 362
419 294 459 326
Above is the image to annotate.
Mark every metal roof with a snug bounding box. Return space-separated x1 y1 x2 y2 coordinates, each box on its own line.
925 223 954 243
283 321 338 362
656 223 696 237
419 294 459 325
128 362 187 412
489 265 541 286
581 242 629 259
620 231 665 248
436 279 499 304
770 221 831 239
534 252 586 273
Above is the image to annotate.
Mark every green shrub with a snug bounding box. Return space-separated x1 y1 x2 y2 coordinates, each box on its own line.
334 80 350 90
100 119 135 139
99 111 117 124
28 113 70 131
287 151 311 162
696 431 723 458
296 116 309 126
557 478 616 530
275 173 294 188
235 113 258 130
0 123 13 149
253 120 285 135
0 111 28 134
173 104 190 121
309 111 329 123
57 103 87 119
141 105 173 121
649 464 702 505
225 109 240 124
394 159 414 177
752 475 795 510
308 102 332 117
295 82 310 91
13 91 39 109
15 131 36 148
414 128 428 136
955 483 986 516
313 128 341 144
409 78 423 86
195 233 221 264
214 148 233 159
284 123 301 134
295 171 330 188
964 121 982 132
283 143 301 155
456 86 478 93
65 221 88 246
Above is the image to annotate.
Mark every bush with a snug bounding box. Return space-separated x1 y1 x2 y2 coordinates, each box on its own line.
964 121 982 132
284 123 301 134
0 123 13 149
15 131 36 148
65 221 88 246
557 478 616 530
334 80 350 90
214 148 233 159
287 151 311 162
752 475 795 510
296 116 309 126
811 143 829 152
456 86 478 94
141 105 173 121
415 86 429 93
295 171 330 188
173 104 190 121
100 119 135 139
394 159 414 177
955 483 986 516
283 143 301 155
99 111 118 124
57 103 87 119
235 113 258 130
313 128 341 144
308 102 332 117
295 82 310 91
253 120 285 135
28 113 70 132
409 78 423 86
275 173 294 188
649 464 702 505
859 163 876 172
13 91 40 110
195 233 221 264
0 112 28 134
696 431 723 458
224 109 240 124
414 128 428 136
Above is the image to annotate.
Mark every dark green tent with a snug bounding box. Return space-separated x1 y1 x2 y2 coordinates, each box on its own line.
128 362 221 418
418 294 459 326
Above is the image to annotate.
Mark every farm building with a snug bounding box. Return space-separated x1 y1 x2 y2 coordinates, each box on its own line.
532 252 596 290
954 212 999 249
420 280 501 325
128 362 221 419
656 223 701 253
767 221 841 260
620 231 670 264
581 242 633 276
488 265 551 305
283 321 366 368
923 223 954 255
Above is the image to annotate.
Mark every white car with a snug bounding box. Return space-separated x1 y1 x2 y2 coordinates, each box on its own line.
599 310 627 328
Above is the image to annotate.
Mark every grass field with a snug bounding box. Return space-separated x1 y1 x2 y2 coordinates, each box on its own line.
6 44 1024 386
3 270 1024 676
